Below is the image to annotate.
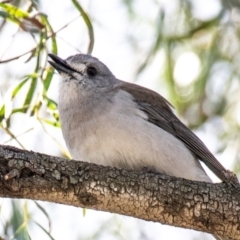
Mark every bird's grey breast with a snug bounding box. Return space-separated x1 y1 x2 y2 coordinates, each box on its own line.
58 80 116 152
59 82 146 164
58 82 210 182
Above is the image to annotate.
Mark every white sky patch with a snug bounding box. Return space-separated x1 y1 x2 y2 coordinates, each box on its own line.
174 51 201 87
191 0 222 21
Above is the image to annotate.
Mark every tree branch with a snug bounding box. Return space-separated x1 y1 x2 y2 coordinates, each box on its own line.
0 145 239 239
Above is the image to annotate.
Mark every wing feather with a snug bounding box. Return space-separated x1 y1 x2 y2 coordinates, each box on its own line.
119 81 226 181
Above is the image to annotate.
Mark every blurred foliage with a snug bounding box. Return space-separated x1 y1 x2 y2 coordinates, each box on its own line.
124 0 240 173
0 200 53 240
0 0 240 239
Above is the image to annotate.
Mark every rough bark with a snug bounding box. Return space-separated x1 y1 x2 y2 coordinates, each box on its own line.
0 145 239 239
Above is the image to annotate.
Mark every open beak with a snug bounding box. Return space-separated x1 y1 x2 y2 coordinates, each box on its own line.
48 54 77 75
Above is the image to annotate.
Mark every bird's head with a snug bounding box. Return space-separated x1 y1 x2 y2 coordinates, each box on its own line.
48 53 117 92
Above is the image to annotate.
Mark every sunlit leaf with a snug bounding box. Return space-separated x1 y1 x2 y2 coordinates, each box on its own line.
43 68 54 92
23 77 38 113
40 118 60 128
11 77 30 99
22 49 41 114
0 10 19 24
12 106 30 114
42 16 57 54
0 3 29 19
0 105 5 123
45 97 58 111
71 0 94 53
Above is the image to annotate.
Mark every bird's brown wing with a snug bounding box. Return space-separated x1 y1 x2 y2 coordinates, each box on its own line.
119 81 226 181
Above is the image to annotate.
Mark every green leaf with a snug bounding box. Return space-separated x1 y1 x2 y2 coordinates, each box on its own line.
23 74 38 113
11 77 30 99
0 105 5 123
40 118 60 128
0 10 20 24
45 97 58 111
11 200 31 240
72 0 94 54
0 3 29 19
43 68 54 92
41 16 57 91
12 106 30 114
45 17 57 54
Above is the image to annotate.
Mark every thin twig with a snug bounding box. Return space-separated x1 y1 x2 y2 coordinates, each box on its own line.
3 128 33 144
1 126 26 150
0 15 80 64
0 47 36 64
47 15 80 38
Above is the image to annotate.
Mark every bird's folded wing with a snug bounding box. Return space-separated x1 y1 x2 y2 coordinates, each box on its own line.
119 81 226 181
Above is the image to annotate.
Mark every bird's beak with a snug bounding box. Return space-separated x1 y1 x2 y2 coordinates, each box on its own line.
48 54 77 75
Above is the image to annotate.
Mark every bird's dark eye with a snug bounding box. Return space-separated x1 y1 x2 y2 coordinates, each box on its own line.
87 66 97 77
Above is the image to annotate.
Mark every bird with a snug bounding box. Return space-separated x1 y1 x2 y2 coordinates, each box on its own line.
48 53 229 240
